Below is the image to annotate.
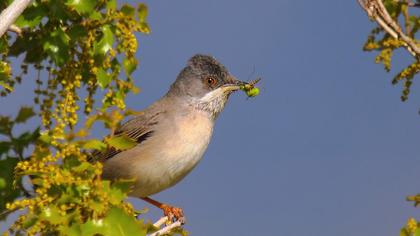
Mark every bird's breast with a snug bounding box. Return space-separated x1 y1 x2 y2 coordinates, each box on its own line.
159 111 214 180
119 110 214 197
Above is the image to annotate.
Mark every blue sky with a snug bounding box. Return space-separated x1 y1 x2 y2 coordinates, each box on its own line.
3 0 420 235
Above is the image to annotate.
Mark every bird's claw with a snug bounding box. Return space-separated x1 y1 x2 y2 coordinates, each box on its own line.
161 204 186 224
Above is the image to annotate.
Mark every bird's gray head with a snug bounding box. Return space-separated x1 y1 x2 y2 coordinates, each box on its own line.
167 54 244 118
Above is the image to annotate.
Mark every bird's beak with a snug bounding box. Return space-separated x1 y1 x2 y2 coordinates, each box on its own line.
221 76 247 91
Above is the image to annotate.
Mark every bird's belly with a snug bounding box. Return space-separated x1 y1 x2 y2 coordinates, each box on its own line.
103 112 214 197
132 130 212 197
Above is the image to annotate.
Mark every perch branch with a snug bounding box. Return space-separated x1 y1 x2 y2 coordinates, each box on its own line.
358 0 420 58
153 216 169 228
148 217 183 236
0 0 32 37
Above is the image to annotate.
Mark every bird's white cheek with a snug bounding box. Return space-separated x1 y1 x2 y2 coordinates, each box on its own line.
197 87 232 118
199 87 229 103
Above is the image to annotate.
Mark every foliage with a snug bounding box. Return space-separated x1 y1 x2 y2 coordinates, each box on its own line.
0 107 38 221
361 1 420 235
362 0 420 101
400 217 420 236
0 0 185 235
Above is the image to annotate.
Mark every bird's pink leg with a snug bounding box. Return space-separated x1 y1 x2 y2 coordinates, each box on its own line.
141 197 185 224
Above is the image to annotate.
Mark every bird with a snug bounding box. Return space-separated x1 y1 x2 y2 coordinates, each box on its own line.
91 54 248 223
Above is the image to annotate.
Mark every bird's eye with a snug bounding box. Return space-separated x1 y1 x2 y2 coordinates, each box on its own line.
206 77 217 87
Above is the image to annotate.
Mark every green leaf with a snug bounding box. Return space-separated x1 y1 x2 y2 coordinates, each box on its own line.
40 206 67 225
0 37 8 54
107 135 137 150
0 157 21 220
22 216 38 229
123 58 137 76
14 3 47 28
38 132 52 144
104 207 146 236
89 11 103 20
82 139 107 151
0 178 6 189
9 34 44 63
0 141 11 154
138 22 150 34
72 162 92 173
13 128 40 154
15 107 35 123
137 3 150 34
137 3 148 22
67 0 97 15
97 68 112 88
108 179 134 203
120 4 135 17
68 25 88 40
106 0 117 10
49 0 69 20
94 25 114 55
77 207 146 236
400 228 409 236
384 0 399 17
0 116 13 135
43 27 70 66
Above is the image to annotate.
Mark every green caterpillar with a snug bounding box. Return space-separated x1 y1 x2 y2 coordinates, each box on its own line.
240 78 261 98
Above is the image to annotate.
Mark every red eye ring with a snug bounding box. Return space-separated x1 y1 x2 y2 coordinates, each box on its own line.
206 77 217 86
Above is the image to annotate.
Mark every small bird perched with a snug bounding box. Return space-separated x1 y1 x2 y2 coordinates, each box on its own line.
92 54 250 223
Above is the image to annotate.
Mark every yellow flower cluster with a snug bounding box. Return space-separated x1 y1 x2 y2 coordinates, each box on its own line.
0 61 11 75
375 48 392 72
407 218 418 234
4 2 151 234
116 21 138 57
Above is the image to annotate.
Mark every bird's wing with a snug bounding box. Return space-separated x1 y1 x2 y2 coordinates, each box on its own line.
88 111 162 163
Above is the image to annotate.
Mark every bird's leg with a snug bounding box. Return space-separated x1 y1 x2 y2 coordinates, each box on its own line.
141 197 186 224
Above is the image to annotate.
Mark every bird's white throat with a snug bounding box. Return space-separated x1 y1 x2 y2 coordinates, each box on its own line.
196 87 233 119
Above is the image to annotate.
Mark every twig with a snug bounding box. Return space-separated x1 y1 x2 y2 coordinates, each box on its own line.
400 0 420 7
358 0 420 58
0 209 14 218
0 0 33 37
148 217 183 236
153 216 169 228
8 24 22 35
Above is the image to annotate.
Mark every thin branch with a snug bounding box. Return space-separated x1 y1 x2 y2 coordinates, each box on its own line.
148 217 183 236
153 216 169 228
0 208 15 219
400 0 420 7
358 0 420 58
0 0 33 38
8 24 22 35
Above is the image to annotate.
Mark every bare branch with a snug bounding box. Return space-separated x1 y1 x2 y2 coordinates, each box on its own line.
153 216 169 228
8 24 22 35
0 0 33 37
148 217 183 236
358 0 420 58
399 0 420 7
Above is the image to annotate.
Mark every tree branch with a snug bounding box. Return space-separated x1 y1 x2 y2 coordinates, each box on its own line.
8 24 22 35
0 0 32 37
148 217 183 236
400 0 420 7
358 0 420 58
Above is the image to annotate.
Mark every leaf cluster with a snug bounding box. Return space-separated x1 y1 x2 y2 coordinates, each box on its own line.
0 1 183 235
0 107 37 221
362 0 420 101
